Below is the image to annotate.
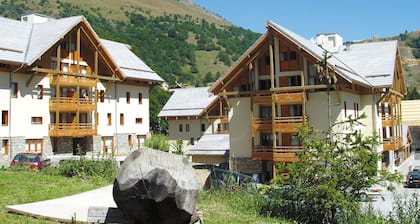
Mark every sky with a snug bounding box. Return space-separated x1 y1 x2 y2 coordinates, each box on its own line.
192 0 420 42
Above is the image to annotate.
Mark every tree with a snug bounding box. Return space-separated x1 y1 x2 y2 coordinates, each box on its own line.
263 114 385 224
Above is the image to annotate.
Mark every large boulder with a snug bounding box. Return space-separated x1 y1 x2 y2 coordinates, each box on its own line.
113 148 200 224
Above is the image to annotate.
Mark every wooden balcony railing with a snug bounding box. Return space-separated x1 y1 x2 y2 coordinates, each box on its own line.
252 145 302 162
273 92 305 104
383 137 403 151
252 116 306 133
49 123 97 137
50 97 96 111
381 115 400 127
50 75 97 87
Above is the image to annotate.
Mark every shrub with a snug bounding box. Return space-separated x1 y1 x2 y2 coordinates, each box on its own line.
144 133 170 152
57 158 118 181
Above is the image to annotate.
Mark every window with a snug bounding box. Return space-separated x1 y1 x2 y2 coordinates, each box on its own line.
136 118 143 124
201 124 205 132
107 113 112 125
100 90 105 102
289 51 297 60
2 110 8 126
128 135 132 148
190 137 195 145
51 60 57 70
11 82 18 98
2 139 9 155
120 113 124 126
138 93 143 104
27 139 43 153
186 124 190 132
280 52 288 61
344 101 347 118
31 117 43 124
179 124 183 132
126 92 130 104
260 106 272 119
37 85 43 99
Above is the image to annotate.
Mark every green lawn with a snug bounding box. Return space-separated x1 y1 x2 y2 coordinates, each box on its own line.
0 170 110 224
0 170 288 223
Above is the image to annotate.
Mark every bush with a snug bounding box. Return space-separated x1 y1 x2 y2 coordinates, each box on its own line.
144 133 170 152
57 158 118 181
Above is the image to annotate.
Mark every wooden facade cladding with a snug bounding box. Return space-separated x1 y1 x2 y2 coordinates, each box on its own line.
382 137 403 151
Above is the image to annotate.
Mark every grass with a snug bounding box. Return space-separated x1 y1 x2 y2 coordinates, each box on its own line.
0 170 110 224
0 169 290 223
198 190 291 224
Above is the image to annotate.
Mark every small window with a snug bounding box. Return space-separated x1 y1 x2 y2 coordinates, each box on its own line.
37 85 43 99
51 60 57 70
190 137 195 145
280 52 288 61
186 124 190 132
136 118 143 124
289 51 297 60
128 135 132 148
11 82 18 98
201 124 205 132
120 113 124 126
2 110 9 126
138 93 143 104
107 113 112 125
100 90 105 102
31 117 43 124
179 124 183 132
126 92 130 104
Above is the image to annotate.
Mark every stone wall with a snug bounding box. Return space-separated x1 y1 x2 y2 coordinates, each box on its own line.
230 157 262 174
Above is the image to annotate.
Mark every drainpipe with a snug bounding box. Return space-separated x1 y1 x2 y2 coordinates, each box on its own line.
114 82 118 155
9 63 25 160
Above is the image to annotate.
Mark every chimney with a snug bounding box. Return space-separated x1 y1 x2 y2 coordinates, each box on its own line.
21 13 55 23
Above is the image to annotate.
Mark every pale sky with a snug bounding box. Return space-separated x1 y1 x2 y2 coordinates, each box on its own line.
193 0 420 42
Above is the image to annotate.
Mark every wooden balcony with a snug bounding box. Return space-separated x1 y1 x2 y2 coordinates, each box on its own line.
273 92 305 104
50 97 96 112
382 115 400 127
50 75 97 87
383 137 403 151
252 146 302 162
252 116 306 133
49 123 97 137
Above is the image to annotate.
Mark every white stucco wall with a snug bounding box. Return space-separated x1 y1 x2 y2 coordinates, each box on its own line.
5 73 50 138
96 83 150 137
228 97 252 158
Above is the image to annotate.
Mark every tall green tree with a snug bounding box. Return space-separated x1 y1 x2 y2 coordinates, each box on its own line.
263 114 385 224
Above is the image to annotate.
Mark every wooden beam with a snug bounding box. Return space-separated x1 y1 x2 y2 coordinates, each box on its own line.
31 67 120 82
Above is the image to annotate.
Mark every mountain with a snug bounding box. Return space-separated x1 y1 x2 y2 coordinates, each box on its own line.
0 0 261 86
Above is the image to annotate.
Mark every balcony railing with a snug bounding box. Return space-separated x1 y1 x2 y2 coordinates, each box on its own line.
252 145 302 162
383 137 403 151
252 116 306 132
50 75 97 87
381 115 400 127
49 123 97 137
50 97 96 111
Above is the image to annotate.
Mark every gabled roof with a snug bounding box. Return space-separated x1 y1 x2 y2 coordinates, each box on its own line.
0 15 163 83
158 87 218 118
101 39 163 83
210 20 399 92
188 134 230 156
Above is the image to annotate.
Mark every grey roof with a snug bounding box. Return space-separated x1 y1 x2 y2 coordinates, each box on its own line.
158 87 218 117
188 134 229 156
267 20 397 88
0 15 162 83
101 39 163 82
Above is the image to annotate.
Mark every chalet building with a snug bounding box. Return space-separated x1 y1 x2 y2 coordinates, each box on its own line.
209 21 409 179
0 14 163 160
158 87 229 165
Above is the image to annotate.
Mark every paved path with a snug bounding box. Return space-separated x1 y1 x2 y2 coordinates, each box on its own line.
5 185 116 222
